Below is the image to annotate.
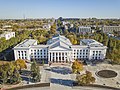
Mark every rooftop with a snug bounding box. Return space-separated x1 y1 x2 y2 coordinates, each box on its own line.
47 34 72 50
80 39 103 47
16 39 37 47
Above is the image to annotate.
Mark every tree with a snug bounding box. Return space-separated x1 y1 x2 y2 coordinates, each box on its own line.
31 60 41 82
0 62 21 84
9 68 21 84
76 71 95 85
15 59 27 73
50 23 56 34
72 60 83 74
0 68 7 84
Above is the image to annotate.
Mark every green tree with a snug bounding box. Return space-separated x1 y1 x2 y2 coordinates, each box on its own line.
31 60 41 82
0 62 21 84
50 23 56 34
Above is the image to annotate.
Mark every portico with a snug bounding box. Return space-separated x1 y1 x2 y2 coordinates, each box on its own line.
48 51 72 63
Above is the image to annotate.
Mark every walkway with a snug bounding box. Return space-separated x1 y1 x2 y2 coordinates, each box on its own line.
50 66 73 90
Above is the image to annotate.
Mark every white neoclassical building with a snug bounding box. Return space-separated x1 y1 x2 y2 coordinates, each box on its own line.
13 35 107 63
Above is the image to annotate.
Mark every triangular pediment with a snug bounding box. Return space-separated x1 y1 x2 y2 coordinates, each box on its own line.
49 46 71 51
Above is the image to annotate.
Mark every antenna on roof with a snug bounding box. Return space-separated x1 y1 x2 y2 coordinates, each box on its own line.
23 14 26 19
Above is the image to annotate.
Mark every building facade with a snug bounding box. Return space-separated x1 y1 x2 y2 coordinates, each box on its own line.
79 26 94 34
0 32 15 40
102 26 120 33
13 35 107 63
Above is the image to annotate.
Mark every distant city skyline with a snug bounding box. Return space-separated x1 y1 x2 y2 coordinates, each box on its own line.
0 0 120 19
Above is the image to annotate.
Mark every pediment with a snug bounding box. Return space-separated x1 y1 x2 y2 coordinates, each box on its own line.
49 46 71 51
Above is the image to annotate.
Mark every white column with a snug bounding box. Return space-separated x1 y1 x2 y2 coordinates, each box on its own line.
20 51 22 59
64 52 65 62
48 52 50 62
27 50 30 60
61 52 62 62
23 51 25 59
51 52 53 62
54 52 56 62
57 52 59 62
67 52 69 62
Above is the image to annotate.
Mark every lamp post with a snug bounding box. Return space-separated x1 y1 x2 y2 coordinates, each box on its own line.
27 74 31 84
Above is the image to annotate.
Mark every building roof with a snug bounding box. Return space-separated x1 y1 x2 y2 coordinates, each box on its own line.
47 34 72 50
80 39 103 47
15 39 37 48
31 45 49 48
79 26 91 29
14 34 106 50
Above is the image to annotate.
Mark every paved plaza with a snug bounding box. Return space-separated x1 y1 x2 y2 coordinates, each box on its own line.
7 63 120 90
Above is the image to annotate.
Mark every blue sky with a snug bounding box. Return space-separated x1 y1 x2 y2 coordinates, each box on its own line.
0 0 120 19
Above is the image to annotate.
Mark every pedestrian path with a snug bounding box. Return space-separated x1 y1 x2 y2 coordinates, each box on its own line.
50 66 73 90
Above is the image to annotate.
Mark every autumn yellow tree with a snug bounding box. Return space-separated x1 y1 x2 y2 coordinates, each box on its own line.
72 60 83 74
15 59 27 71
76 71 95 85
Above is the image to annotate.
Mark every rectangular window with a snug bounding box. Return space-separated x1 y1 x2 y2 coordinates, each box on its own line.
18 51 20 53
